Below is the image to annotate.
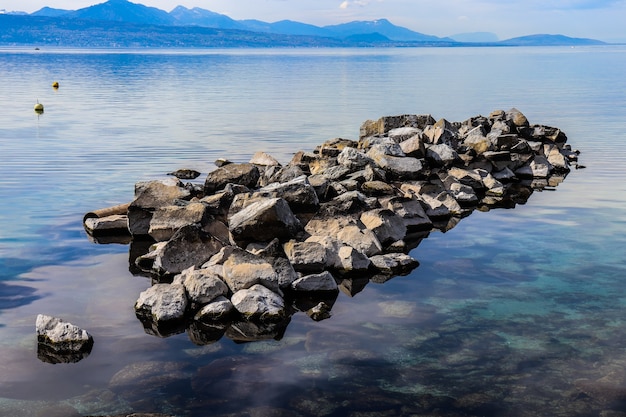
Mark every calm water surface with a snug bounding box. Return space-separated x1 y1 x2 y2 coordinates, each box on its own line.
1 46 626 417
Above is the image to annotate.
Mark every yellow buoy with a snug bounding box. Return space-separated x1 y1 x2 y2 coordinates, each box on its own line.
34 101 44 113
52 81 59 89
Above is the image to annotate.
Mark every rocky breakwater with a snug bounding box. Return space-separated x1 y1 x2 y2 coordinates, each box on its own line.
84 108 580 344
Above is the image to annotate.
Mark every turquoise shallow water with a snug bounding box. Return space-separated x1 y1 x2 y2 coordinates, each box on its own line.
0 46 626 416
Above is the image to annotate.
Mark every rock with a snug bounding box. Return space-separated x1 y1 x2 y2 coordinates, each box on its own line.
219 247 280 293
385 196 433 232
369 253 419 276
228 197 302 247
291 271 339 292
360 180 396 196
136 224 224 277
307 301 333 321
204 163 260 195
128 178 191 236
148 202 208 242
249 151 281 167
84 214 129 236
399 133 426 158
337 146 373 170
36 315 94 362
426 143 458 167
176 266 229 308
257 175 320 213
194 295 235 322
167 168 201 179
231 284 285 321
360 208 407 247
134 283 188 323
388 126 421 143
506 107 529 127
283 240 327 273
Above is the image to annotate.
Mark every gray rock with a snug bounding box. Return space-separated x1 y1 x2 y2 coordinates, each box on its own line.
258 175 320 213
204 163 260 195
337 146 373 170
148 202 207 242
168 168 201 179
423 118 458 145
389 126 422 143
128 178 191 236
228 197 302 247
385 196 433 232
283 240 327 273
176 266 229 307
136 224 224 277
249 151 281 167
231 284 285 321
83 214 129 236
36 314 93 353
399 133 426 158
292 271 338 292
194 296 235 322
426 143 458 167
360 208 407 247
369 253 419 275
134 283 188 323
215 246 280 293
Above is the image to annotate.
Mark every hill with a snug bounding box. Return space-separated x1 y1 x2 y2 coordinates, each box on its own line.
500 34 606 46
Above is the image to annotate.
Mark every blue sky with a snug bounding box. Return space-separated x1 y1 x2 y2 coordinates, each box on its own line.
2 0 626 42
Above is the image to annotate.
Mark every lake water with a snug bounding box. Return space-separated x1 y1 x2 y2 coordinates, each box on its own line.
1 46 626 417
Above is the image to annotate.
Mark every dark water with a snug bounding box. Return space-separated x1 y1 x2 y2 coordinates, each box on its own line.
1 46 626 416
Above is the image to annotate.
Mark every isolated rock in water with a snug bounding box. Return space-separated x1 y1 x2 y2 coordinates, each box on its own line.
231 284 285 321
135 283 188 323
36 314 94 363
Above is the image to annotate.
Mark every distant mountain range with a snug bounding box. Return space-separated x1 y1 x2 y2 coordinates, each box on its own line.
0 0 608 48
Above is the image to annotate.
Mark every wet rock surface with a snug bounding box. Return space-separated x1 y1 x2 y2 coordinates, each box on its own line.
84 109 579 346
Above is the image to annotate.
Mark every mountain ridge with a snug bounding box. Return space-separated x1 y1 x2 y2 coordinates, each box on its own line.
1 0 608 47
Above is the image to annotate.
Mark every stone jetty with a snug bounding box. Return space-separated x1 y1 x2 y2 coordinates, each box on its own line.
83 108 579 344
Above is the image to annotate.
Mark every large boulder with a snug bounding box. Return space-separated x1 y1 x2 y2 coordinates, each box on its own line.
135 224 225 277
228 197 302 247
